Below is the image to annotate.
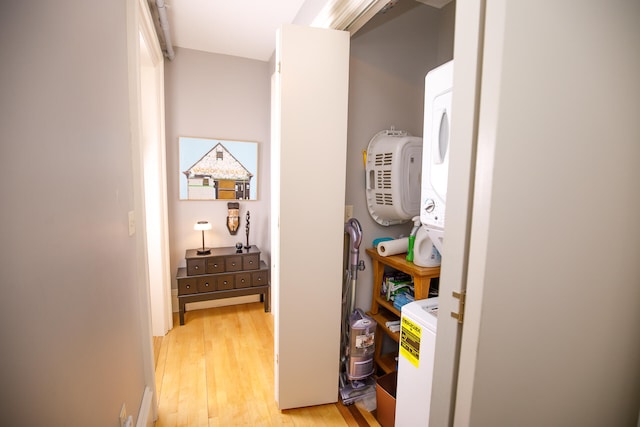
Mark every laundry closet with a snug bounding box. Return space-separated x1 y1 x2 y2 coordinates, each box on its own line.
272 0 455 412
345 0 455 322
345 2 455 422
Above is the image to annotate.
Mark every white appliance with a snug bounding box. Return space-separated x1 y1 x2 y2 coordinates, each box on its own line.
365 128 422 226
420 61 453 253
412 224 441 267
395 297 439 426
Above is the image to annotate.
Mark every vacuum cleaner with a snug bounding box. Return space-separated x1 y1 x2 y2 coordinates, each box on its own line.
340 218 377 405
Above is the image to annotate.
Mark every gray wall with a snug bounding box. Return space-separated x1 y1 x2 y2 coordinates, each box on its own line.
164 48 271 291
0 1 149 425
346 2 456 310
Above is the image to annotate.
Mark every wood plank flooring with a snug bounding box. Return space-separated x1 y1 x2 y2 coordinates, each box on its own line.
153 302 381 427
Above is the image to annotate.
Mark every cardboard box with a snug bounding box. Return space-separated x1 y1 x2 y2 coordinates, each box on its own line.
375 371 397 427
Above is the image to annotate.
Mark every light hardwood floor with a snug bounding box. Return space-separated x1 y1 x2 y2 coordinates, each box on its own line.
153 302 381 427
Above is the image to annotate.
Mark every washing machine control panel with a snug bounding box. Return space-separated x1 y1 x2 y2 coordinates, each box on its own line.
421 195 445 230
424 198 436 213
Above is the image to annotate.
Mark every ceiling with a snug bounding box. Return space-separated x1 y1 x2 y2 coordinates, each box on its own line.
158 0 309 62
151 0 451 62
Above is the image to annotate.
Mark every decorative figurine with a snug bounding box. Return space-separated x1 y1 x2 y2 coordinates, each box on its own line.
244 210 251 249
227 202 240 235
235 241 243 253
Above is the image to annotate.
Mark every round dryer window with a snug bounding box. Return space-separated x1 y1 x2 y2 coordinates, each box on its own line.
438 109 449 164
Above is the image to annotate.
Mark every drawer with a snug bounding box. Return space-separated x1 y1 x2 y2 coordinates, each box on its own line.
197 277 214 293
216 274 235 290
178 277 198 295
225 256 242 272
206 256 225 274
243 254 260 270
235 272 251 289
186 258 206 276
251 270 268 287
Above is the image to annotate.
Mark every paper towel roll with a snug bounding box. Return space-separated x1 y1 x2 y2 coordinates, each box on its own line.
377 237 409 257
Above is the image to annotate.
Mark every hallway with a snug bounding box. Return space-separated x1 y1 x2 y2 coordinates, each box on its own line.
153 302 380 426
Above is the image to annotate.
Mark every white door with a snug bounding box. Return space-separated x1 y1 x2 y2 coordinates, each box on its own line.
436 1 640 425
427 1 484 425
272 24 350 410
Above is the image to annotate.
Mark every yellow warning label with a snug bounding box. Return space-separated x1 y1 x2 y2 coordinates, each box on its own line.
399 316 421 368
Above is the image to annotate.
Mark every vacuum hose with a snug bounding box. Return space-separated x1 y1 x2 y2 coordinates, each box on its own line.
344 218 363 278
344 218 363 315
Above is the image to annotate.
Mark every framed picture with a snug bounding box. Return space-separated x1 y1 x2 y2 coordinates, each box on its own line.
179 136 258 200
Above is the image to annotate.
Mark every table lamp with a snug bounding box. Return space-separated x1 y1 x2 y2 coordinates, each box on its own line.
194 221 212 255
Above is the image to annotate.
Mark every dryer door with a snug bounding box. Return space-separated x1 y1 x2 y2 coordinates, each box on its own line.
430 90 452 201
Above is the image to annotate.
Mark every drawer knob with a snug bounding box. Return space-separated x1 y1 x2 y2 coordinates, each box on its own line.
232 262 236 266
194 265 199 270
204 282 210 287
213 264 218 268
186 284 191 289
223 281 228 285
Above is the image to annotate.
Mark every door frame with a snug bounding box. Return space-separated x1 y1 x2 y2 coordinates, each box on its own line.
125 0 171 422
137 0 173 337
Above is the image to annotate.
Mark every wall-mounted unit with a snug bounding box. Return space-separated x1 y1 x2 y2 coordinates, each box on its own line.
365 128 422 226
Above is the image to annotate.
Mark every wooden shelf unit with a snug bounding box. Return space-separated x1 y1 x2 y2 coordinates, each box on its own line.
365 247 440 373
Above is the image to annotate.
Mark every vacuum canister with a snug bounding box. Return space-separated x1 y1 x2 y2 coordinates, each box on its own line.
346 309 376 380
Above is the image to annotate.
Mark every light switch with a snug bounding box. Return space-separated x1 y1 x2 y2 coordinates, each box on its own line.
128 211 135 236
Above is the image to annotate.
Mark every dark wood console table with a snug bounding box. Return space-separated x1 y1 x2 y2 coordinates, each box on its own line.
176 246 270 325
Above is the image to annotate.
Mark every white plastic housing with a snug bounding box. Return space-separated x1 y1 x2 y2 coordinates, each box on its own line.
366 130 423 226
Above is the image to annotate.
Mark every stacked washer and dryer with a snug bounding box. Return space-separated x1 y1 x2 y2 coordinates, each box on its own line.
361 60 453 424
395 60 453 426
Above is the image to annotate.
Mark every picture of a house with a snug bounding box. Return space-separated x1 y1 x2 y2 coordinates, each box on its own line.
180 139 257 200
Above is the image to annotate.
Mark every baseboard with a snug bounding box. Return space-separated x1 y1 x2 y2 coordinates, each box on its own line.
136 386 153 427
171 289 260 312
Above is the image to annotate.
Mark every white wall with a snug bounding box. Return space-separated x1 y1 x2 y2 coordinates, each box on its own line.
164 48 271 294
0 1 150 425
345 2 455 311
456 0 640 424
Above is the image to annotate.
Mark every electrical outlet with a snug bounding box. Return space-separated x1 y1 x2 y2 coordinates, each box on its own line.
345 205 353 221
119 403 127 427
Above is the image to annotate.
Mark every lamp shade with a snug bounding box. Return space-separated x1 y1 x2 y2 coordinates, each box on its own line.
195 221 212 255
194 221 212 231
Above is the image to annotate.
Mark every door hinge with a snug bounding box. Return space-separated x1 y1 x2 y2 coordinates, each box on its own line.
451 290 466 324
